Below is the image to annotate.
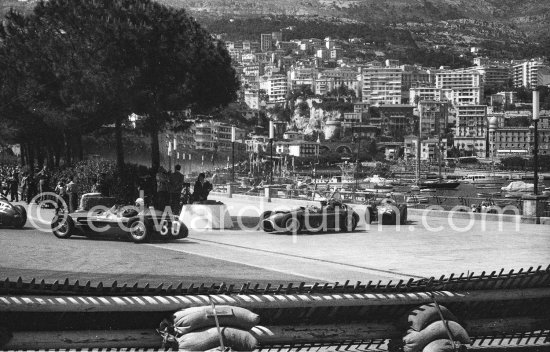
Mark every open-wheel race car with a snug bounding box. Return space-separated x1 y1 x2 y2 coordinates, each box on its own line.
260 196 360 234
365 198 407 225
51 204 188 243
0 194 27 229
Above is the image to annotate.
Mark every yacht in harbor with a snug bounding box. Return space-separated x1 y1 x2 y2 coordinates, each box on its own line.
461 174 507 186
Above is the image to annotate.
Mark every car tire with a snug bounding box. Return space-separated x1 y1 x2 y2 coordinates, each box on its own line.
284 216 301 235
127 219 151 243
340 214 358 232
52 214 75 239
13 205 27 229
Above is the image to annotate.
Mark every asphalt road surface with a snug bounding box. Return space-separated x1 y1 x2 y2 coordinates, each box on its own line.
1 202 549 287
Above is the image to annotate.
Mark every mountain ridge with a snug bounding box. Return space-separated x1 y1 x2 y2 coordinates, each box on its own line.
2 0 549 40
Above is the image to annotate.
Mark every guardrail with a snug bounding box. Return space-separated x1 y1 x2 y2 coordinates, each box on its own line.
214 184 550 218
1 266 550 350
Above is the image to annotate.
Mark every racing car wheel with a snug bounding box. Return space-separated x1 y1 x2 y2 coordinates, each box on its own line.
52 214 75 239
127 219 151 243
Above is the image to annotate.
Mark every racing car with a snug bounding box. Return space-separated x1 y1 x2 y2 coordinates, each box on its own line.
51 204 188 243
365 197 407 225
0 194 27 229
260 198 360 234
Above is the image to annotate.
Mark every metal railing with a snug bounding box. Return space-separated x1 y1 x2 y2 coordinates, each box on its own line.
213 184 545 216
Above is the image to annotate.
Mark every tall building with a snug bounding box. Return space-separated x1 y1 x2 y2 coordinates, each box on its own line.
259 74 288 103
260 33 273 52
378 105 415 138
442 87 482 106
435 69 482 89
361 67 402 105
410 87 443 104
474 65 510 88
512 59 550 88
418 101 449 138
454 105 487 158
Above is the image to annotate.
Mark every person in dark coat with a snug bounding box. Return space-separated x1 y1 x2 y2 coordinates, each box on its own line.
192 173 212 203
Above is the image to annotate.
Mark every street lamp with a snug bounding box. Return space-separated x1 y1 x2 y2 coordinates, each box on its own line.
532 90 540 195
231 127 236 183
269 120 274 184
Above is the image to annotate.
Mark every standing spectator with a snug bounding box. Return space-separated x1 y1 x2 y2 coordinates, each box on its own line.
20 172 28 202
9 171 19 202
169 164 184 212
26 174 37 204
55 179 68 210
155 167 169 210
66 176 80 213
36 166 50 203
92 173 109 196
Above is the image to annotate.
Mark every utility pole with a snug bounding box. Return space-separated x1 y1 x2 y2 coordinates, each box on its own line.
533 90 540 195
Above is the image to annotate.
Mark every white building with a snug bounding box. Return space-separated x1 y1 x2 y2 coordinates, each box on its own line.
435 69 482 89
259 74 288 103
512 59 550 88
288 141 319 157
361 67 402 105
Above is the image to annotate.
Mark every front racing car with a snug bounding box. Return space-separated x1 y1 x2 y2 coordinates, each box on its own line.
51 205 188 243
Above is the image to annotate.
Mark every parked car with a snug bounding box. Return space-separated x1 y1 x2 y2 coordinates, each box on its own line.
51 205 188 243
365 198 407 225
0 194 27 228
260 198 360 234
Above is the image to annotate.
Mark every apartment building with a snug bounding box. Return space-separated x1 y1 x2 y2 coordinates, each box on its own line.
442 87 482 106
377 105 415 138
474 65 510 88
194 121 246 152
490 127 550 157
404 137 448 161
410 87 443 103
259 74 288 103
435 69 482 89
361 67 403 105
418 101 449 138
288 141 320 157
454 105 487 157
260 33 273 52
512 59 550 88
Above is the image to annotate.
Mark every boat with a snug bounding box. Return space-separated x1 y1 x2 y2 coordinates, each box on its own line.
501 181 534 193
406 195 429 204
462 174 506 185
420 188 437 193
418 180 460 189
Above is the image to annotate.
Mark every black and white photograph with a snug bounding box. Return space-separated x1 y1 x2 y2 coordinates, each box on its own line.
0 0 550 350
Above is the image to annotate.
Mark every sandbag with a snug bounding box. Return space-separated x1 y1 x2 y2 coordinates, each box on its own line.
177 327 258 351
173 306 260 334
403 321 471 352
423 339 466 352
408 303 459 331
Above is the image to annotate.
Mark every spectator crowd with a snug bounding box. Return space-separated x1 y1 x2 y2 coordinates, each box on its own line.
1 162 213 214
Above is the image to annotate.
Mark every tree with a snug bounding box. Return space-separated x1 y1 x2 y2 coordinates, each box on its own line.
0 0 148 171
132 3 239 172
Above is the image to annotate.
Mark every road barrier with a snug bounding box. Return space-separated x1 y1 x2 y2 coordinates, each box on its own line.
1 266 549 350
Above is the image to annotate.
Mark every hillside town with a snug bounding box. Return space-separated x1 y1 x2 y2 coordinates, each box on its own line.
147 31 550 171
